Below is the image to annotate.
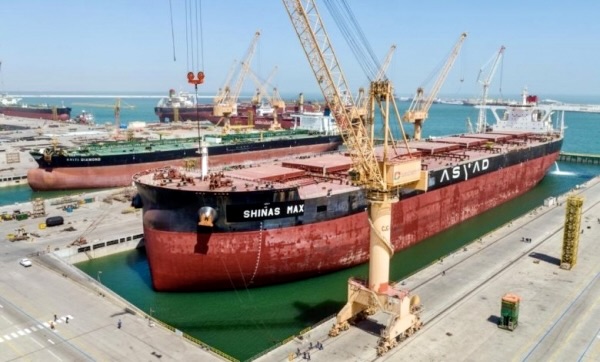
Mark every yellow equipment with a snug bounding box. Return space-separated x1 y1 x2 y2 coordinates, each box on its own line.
213 31 261 117
402 32 467 140
282 0 425 355
560 195 584 270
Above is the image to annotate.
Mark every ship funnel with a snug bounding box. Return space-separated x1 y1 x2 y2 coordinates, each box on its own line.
198 206 217 227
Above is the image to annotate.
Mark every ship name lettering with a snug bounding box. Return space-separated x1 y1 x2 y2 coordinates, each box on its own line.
66 157 101 162
381 225 390 232
287 204 304 214
439 158 490 183
243 207 281 219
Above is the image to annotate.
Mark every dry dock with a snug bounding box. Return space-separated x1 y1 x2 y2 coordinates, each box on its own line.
0 188 229 361
256 176 600 362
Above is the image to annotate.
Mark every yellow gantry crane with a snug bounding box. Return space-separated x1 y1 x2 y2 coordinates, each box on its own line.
212 31 261 117
402 32 467 140
282 0 425 355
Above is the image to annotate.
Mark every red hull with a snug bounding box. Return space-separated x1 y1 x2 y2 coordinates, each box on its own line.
1 109 70 121
27 142 340 191
143 151 559 291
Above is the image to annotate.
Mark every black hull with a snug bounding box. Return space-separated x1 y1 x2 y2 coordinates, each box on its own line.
30 135 343 168
137 138 564 235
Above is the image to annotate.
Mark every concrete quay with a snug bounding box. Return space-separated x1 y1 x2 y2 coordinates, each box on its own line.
257 176 600 362
0 188 229 361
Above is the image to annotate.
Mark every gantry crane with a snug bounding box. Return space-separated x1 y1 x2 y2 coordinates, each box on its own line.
476 45 505 133
282 0 425 355
212 31 261 117
402 32 467 140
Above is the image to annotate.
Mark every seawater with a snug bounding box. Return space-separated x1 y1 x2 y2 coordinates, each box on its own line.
3 94 600 360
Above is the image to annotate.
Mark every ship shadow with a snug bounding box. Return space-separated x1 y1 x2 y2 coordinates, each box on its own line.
528 252 561 266
195 227 211 254
292 300 344 326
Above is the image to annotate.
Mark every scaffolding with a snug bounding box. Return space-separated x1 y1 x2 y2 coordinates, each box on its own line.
560 195 584 270
31 197 46 218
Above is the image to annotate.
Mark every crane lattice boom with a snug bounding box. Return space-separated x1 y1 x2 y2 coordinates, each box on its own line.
476 45 505 132
282 0 384 190
403 32 467 140
213 31 261 116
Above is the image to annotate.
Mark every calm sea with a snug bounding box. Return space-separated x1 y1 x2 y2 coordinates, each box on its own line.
3 94 600 360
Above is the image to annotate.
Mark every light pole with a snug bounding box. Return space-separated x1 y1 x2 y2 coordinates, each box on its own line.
149 308 155 327
97 270 103 284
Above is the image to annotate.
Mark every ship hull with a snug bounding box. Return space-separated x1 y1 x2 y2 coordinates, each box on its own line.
155 104 314 129
27 139 341 190
0 106 71 121
140 145 560 291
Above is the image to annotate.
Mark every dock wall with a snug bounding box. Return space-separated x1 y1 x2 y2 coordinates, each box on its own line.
558 152 600 165
55 232 145 263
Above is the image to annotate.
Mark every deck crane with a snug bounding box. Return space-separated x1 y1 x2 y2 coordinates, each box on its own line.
212 31 261 118
282 0 425 355
402 32 467 140
476 45 505 132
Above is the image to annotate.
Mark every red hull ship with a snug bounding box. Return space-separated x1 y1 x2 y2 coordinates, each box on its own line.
154 89 322 129
134 97 565 291
0 94 71 121
28 125 341 191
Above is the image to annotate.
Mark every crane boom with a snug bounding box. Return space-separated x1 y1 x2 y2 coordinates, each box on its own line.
356 44 396 113
213 31 261 117
403 32 467 140
476 45 505 132
283 1 424 354
282 0 382 190
248 66 278 106
374 44 396 82
213 59 238 105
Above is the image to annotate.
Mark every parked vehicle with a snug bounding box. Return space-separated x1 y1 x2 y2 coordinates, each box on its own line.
19 258 32 267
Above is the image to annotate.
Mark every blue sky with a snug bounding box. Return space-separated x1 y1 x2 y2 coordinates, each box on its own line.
1 0 599 98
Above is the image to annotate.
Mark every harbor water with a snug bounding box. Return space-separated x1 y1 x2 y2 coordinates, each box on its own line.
2 94 600 360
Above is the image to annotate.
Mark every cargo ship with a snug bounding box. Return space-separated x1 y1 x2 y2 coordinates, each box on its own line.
134 93 565 291
154 89 320 128
1 93 71 121
28 117 341 191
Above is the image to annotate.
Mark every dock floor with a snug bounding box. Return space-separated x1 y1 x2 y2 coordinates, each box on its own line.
256 176 600 361
0 188 227 362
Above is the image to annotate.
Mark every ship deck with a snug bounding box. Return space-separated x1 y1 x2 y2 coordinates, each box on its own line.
133 130 558 195
59 126 323 157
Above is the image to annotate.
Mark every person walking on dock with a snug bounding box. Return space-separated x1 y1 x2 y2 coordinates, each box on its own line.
117 319 122 329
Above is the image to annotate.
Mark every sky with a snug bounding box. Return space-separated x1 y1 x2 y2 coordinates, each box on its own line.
1 0 599 99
